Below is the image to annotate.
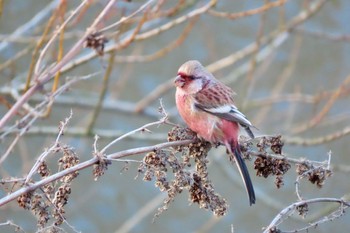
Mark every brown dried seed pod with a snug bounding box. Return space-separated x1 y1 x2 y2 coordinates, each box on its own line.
93 155 112 181
308 167 332 188
31 194 50 227
168 126 197 142
268 226 282 233
17 191 33 209
168 126 200 152
37 161 50 177
254 156 273 178
296 163 311 175
54 184 71 208
143 170 154 181
256 137 268 152
270 135 284 154
297 203 309 218
58 146 80 183
254 155 290 179
84 32 108 56
275 175 284 189
272 158 291 176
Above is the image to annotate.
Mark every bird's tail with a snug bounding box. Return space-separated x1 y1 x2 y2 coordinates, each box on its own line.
226 141 256 205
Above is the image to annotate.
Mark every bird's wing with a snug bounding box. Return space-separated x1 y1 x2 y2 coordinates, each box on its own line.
194 83 255 138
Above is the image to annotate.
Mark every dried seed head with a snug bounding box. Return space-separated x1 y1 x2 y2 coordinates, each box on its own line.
267 226 282 233
189 173 228 216
296 163 332 188
54 184 71 208
270 135 284 154
188 140 211 159
31 194 50 227
37 161 50 177
168 126 199 152
254 156 273 178
254 155 291 186
296 163 310 175
17 191 33 209
297 203 309 218
308 167 332 188
84 32 108 56
93 153 112 181
53 184 71 226
256 135 284 154
143 150 167 171
58 146 79 183
150 126 229 218
275 175 284 189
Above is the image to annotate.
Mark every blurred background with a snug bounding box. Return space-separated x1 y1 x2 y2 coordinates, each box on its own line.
0 0 350 232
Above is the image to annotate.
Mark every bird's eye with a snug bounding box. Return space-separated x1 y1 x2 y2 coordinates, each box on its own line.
178 73 197 81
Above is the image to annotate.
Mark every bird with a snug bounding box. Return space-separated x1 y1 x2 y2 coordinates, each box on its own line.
174 60 256 205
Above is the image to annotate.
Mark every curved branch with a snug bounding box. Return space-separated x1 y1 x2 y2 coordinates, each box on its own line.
263 198 350 233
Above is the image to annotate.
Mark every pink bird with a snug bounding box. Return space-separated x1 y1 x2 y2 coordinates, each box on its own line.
174 60 256 205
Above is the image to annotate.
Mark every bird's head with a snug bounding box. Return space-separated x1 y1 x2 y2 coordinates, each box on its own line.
174 60 211 94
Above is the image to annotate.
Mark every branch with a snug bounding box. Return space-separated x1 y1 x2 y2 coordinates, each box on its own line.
0 140 192 207
263 198 350 233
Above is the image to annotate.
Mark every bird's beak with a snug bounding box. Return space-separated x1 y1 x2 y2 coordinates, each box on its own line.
174 75 185 88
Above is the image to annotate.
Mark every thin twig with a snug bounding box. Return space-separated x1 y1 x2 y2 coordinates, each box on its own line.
100 102 170 154
25 2 60 91
292 74 350 134
0 139 193 207
208 0 288 20
86 51 115 134
0 0 59 52
263 198 350 233
99 0 156 33
24 110 73 184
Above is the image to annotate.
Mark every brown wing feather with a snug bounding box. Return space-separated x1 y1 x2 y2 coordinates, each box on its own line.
195 82 235 108
194 82 255 139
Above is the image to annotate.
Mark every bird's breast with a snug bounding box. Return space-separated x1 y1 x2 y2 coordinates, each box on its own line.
175 91 223 143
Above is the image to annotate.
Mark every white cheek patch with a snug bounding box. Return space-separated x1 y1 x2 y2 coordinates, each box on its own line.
188 79 203 94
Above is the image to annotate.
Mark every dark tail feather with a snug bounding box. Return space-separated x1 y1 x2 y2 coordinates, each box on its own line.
226 142 256 205
240 124 255 139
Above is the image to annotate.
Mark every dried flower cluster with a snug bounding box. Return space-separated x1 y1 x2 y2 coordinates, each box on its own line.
137 126 229 217
252 136 290 188
93 152 112 181
31 194 50 227
267 226 282 233
84 32 108 56
9 126 335 230
254 155 291 188
16 144 80 229
296 203 309 218
58 146 79 183
256 135 284 155
296 162 332 188
17 191 33 209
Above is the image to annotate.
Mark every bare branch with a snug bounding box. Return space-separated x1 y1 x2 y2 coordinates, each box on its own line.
263 198 350 233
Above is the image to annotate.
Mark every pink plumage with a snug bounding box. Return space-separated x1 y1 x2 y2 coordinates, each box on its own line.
174 60 256 205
